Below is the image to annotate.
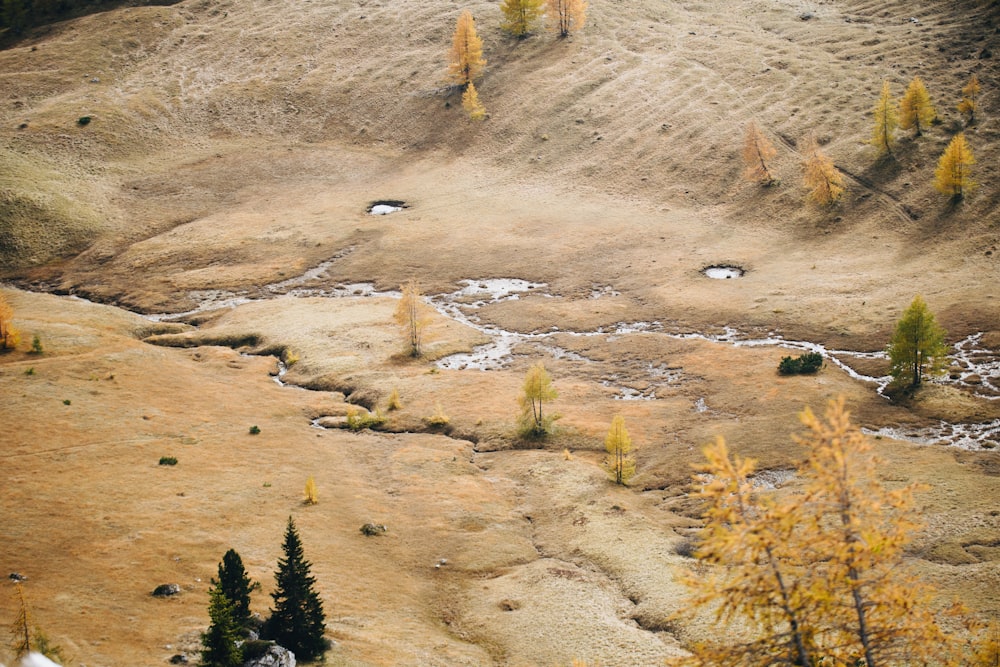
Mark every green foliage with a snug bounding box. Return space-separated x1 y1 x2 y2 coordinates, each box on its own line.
777 351 823 375
201 587 244 667
264 517 328 662
423 403 450 427
500 0 544 38
159 456 178 466
77 116 91 126
604 414 635 485
888 295 947 389
240 640 275 660
518 361 559 437
24 367 33 375
213 548 258 631
29 333 42 354
62 399 70 405
249 425 261 435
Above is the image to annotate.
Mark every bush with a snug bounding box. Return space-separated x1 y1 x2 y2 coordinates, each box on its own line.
423 403 450 428
778 352 823 375
346 406 385 431
77 115 91 126
30 334 43 354
249 425 261 435
159 456 178 466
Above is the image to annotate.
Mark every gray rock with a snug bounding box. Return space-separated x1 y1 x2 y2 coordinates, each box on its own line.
151 583 181 597
243 645 295 667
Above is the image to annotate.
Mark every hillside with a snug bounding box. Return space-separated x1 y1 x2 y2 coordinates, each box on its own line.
1 0 999 665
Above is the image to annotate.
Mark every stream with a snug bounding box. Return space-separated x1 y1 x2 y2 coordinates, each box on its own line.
50 266 1000 451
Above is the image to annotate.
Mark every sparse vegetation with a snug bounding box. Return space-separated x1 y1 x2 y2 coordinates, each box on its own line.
742 121 778 185
346 405 386 430
462 81 487 120
777 351 823 375
423 403 450 427
518 361 559 437
802 137 845 206
29 334 42 355
957 73 980 125
159 456 178 466
888 295 947 390
386 387 402 411
935 132 975 200
546 0 586 37
393 280 433 358
604 414 635 485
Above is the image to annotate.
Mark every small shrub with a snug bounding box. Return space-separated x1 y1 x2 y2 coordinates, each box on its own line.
386 387 402 411
62 399 71 405
30 334 43 354
249 425 261 435
304 476 318 505
284 349 299 366
778 352 824 375
423 403 450 427
346 406 385 431
24 367 34 376
77 115 91 126
159 456 178 466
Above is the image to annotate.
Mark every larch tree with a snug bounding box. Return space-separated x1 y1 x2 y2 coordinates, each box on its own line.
263 517 328 662
802 137 845 206
934 132 975 200
899 76 936 137
500 0 545 38
546 0 586 37
201 587 244 667
957 73 981 125
742 121 778 185
0 294 19 351
462 80 486 120
393 280 433 358
887 295 948 390
604 414 635 485
212 548 258 632
674 399 963 667
448 10 486 87
11 580 32 659
870 80 899 158
518 361 559 437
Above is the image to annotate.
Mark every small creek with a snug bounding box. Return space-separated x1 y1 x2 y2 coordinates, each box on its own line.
86 264 1000 451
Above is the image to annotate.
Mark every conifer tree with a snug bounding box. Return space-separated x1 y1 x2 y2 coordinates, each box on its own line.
870 80 899 158
500 0 544 38
518 361 559 437
888 295 947 389
462 81 486 120
546 0 586 37
264 517 327 662
742 121 778 185
201 587 243 667
934 132 976 200
899 76 936 137
11 580 32 659
448 10 486 87
957 73 980 125
604 414 635 485
393 280 433 358
0 294 20 351
212 548 257 631
802 137 845 206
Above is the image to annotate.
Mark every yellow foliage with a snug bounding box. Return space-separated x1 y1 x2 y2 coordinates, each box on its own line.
957 73 980 124
934 132 975 199
870 80 899 158
387 387 402 411
303 476 318 505
562 448 573 461
802 137 845 206
462 81 487 121
604 414 635 485
424 403 450 427
0 294 20 351
518 361 559 437
546 0 586 37
742 120 777 185
448 11 486 86
899 75 936 137
500 0 545 38
393 280 434 358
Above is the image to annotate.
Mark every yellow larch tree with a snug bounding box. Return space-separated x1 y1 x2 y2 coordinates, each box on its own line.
500 0 545 38
448 10 486 87
603 414 635 485
802 137 845 206
303 476 318 505
934 132 976 200
518 361 559 437
957 73 981 125
462 80 486 120
899 75 936 137
393 280 434 358
870 80 899 158
742 120 778 185
546 0 586 37
0 293 20 351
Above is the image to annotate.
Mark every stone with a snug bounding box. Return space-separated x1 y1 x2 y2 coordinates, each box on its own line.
151 583 181 597
242 645 296 667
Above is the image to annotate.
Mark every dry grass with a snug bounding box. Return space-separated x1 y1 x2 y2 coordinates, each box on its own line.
1 0 999 664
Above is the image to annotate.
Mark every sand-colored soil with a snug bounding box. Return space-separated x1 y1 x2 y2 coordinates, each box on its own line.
1 0 999 664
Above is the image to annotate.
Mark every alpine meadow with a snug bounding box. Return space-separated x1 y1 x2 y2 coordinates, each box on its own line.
1 0 998 665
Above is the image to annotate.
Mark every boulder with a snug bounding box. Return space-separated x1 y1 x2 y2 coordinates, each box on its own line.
151 583 181 597
242 645 295 667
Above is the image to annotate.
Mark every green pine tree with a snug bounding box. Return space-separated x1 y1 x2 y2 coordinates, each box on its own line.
888 295 948 389
213 548 258 631
264 517 328 661
201 587 243 667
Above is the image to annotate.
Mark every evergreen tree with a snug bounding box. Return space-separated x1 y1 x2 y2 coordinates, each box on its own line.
899 76 935 137
264 517 327 662
934 132 975 200
500 0 544 38
870 80 899 158
201 587 243 667
213 548 257 631
448 10 486 87
1 0 29 35
957 73 980 125
888 295 947 389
